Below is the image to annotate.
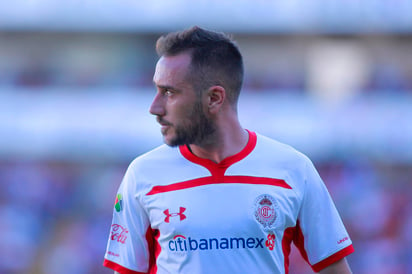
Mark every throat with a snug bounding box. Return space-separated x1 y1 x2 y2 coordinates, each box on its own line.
186 130 250 164
186 144 224 164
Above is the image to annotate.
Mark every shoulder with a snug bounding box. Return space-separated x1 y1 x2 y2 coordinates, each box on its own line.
252 133 317 185
252 132 321 195
119 144 182 194
254 132 311 166
128 144 180 172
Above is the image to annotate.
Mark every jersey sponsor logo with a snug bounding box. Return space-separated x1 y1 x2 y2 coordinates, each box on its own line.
168 234 274 253
110 224 129 244
164 207 186 223
114 193 123 212
265 233 276 250
337 236 349 244
254 194 278 230
107 251 120 257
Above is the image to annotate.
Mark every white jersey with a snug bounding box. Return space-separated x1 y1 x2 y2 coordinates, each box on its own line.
104 131 354 274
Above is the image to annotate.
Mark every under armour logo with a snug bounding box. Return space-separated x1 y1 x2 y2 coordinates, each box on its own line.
164 207 186 223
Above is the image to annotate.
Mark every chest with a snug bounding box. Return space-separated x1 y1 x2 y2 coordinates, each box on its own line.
142 178 299 240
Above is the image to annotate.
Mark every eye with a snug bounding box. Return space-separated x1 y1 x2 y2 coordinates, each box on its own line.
164 89 173 96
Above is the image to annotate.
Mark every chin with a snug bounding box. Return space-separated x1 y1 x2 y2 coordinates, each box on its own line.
163 134 178 147
164 140 180 147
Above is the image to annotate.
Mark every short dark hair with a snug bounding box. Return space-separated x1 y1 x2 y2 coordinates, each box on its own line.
156 26 244 106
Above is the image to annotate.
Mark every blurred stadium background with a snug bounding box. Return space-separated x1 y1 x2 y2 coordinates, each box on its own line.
1 1 412 273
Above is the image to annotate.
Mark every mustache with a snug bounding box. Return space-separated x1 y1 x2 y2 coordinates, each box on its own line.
156 116 172 126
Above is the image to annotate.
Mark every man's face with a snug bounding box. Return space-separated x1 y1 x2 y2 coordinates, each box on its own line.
150 53 215 147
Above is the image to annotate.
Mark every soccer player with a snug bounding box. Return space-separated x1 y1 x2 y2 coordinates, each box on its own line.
103 26 354 274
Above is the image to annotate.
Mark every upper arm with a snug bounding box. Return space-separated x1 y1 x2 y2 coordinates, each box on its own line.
296 159 354 270
103 163 152 273
318 258 352 274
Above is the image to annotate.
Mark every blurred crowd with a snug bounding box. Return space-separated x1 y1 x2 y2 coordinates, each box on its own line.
0 160 124 274
0 158 411 274
1 33 412 95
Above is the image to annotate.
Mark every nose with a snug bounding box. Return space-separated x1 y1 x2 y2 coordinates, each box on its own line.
149 92 165 116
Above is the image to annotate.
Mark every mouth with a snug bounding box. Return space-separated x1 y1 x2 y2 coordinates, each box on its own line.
157 117 172 132
160 124 169 132
157 117 170 126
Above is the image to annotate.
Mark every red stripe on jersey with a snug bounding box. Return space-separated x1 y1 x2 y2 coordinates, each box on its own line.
147 228 161 274
294 221 310 264
281 222 309 274
312 244 355 272
281 226 295 274
147 175 291 195
103 259 146 274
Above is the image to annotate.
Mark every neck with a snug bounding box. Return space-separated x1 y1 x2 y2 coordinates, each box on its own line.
188 124 249 164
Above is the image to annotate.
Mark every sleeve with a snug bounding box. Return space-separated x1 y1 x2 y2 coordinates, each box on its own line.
103 163 153 274
294 158 354 272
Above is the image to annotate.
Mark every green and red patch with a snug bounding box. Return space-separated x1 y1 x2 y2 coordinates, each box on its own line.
114 193 123 212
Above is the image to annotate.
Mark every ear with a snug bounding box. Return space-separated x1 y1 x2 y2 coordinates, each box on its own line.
207 85 225 114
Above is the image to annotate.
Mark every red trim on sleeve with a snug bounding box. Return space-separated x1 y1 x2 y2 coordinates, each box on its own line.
103 259 146 274
311 244 355 272
282 221 354 273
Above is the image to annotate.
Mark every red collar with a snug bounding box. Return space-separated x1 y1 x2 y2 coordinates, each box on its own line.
179 130 257 177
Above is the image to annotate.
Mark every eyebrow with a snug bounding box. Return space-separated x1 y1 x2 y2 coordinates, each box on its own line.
153 82 183 93
156 84 175 90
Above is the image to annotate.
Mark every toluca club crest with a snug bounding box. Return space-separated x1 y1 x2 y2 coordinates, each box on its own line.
254 194 278 229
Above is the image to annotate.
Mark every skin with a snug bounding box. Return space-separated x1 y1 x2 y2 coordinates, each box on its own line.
319 258 352 273
150 51 248 163
114 52 353 273
150 53 216 148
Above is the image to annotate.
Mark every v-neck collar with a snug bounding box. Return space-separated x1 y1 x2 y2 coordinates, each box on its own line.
179 130 257 177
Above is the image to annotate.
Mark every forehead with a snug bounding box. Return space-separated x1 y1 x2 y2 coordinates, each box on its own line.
153 53 192 86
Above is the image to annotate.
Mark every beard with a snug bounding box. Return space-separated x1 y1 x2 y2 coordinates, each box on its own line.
164 100 216 147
